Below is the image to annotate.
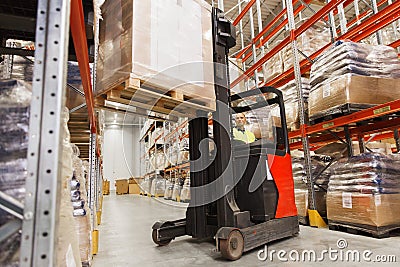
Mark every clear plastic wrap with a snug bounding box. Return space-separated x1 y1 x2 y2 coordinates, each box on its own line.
150 175 166 196
274 78 310 130
164 180 174 200
172 179 183 201
97 0 215 106
0 80 31 155
310 40 400 85
282 22 330 72
56 105 82 267
155 150 166 170
327 153 400 227
10 56 34 83
0 80 31 266
140 177 152 195
263 50 284 82
180 177 190 203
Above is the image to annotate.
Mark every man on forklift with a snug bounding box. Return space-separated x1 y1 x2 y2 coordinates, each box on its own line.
151 7 299 261
233 113 255 144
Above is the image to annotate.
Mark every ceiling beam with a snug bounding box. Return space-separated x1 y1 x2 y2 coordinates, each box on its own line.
0 14 36 33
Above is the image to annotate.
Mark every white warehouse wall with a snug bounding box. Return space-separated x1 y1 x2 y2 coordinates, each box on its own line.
103 125 141 190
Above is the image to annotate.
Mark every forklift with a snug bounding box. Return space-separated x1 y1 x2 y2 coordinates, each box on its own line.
151 8 299 260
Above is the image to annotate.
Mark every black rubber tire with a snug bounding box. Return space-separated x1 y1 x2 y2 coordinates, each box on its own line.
219 230 244 261
152 229 172 246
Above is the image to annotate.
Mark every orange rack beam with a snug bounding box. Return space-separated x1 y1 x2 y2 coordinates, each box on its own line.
70 0 96 134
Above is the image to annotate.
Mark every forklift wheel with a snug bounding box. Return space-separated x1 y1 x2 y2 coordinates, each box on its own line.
152 229 172 246
219 230 244 261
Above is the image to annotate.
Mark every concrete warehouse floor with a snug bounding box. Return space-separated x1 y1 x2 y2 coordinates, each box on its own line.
93 194 400 267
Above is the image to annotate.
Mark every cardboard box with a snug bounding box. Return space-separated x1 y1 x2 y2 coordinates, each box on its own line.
129 184 140 194
295 190 308 217
327 192 400 227
97 0 215 109
309 75 400 118
115 179 129 195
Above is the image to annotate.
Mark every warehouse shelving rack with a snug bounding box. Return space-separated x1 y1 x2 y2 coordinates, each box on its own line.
0 0 102 265
224 0 400 226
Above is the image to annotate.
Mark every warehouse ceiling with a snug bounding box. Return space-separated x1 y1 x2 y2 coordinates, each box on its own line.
205 0 284 55
205 0 371 63
0 0 37 42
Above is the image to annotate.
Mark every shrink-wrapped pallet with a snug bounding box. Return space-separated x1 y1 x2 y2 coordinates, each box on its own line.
282 22 330 72
274 78 310 130
164 180 174 200
327 153 400 227
263 50 284 82
309 41 400 119
180 177 191 203
0 80 31 265
292 155 331 218
150 174 166 196
310 41 400 87
97 0 215 107
56 107 82 267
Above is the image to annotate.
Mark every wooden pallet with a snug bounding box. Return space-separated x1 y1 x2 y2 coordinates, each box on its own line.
95 76 215 118
328 220 400 238
309 103 375 125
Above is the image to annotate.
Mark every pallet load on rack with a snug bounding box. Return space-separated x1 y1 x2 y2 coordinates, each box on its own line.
140 175 152 196
71 144 92 266
180 175 190 203
362 27 399 46
291 152 331 224
281 20 330 73
308 40 400 123
327 153 400 237
58 107 85 266
150 174 165 197
172 177 184 202
263 49 284 83
96 0 215 114
164 180 174 200
275 78 310 131
0 80 31 265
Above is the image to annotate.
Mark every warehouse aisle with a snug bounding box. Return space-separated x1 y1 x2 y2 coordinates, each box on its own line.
93 194 400 267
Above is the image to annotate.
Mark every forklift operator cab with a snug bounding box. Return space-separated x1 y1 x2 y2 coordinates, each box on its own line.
151 7 299 261
229 87 298 225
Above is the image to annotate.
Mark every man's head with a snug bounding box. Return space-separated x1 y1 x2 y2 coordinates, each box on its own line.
235 113 247 129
